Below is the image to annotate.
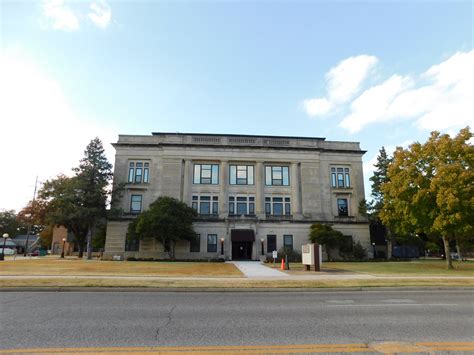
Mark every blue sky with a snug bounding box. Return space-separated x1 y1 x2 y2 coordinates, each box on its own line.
1 0 473 211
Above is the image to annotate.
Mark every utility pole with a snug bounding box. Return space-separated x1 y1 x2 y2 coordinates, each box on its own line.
24 176 38 257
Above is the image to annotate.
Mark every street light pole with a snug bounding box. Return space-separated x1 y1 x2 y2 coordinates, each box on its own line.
60 238 66 258
260 238 265 256
372 242 376 259
220 237 225 256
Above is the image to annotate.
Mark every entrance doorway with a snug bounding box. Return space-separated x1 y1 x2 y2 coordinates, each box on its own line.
230 229 255 260
232 241 253 260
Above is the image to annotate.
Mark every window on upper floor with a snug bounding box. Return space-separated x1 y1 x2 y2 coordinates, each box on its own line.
331 167 351 188
265 166 289 186
337 198 349 216
193 164 219 184
265 196 291 216
192 195 219 215
229 165 254 185
229 196 255 216
130 194 143 213
128 161 150 184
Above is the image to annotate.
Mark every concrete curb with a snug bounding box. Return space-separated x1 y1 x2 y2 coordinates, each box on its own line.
1 286 473 293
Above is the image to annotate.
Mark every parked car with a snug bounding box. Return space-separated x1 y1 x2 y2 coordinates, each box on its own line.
0 248 16 255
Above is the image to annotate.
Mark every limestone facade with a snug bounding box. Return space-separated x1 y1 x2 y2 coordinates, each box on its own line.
104 132 371 260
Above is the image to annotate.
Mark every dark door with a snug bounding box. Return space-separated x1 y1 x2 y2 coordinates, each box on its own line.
232 242 253 260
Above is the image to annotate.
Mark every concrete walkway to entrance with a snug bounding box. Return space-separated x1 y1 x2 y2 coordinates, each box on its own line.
228 261 289 278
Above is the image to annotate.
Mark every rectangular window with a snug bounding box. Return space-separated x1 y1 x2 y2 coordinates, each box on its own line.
130 195 142 213
128 161 150 184
229 165 254 185
135 162 143 183
265 196 291 216
190 234 200 253
267 235 277 253
193 164 219 184
207 234 217 252
128 162 134 183
337 198 349 216
283 235 293 251
193 195 218 215
143 163 149 183
228 196 255 216
331 166 351 188
265 166 290 186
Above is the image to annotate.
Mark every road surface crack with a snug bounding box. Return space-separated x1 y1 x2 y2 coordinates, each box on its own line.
155 305 176 341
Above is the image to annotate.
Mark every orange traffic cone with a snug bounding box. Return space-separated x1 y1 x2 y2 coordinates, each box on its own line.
281 258 285 270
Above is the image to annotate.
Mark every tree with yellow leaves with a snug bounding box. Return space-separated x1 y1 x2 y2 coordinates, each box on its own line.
380 127 473 269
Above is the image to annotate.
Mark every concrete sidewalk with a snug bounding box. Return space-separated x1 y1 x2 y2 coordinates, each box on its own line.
228 261 290 278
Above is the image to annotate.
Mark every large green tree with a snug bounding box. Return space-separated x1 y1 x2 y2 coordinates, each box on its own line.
73 138 113 259
0 210 21 238
380 127 473 269
130 196 197 259
369 146 392 214
308 223 346 261
368 146 393 257
38 138 113 259
39 175 89 257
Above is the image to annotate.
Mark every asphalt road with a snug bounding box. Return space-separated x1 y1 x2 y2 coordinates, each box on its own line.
0 290 473 351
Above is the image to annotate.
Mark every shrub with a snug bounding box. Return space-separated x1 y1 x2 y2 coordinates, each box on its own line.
277 246 302 262
352 241 367 260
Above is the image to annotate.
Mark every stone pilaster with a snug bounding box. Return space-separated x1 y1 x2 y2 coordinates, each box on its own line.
255 161 265 218
219 160 228 218
291 162 302 219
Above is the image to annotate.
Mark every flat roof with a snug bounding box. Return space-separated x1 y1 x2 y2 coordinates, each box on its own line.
151 132 326 141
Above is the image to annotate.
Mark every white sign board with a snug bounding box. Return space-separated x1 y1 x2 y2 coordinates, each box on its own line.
272 250 278 259
302 244 314 265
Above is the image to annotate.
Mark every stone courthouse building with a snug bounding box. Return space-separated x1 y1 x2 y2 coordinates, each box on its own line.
104 132 371 260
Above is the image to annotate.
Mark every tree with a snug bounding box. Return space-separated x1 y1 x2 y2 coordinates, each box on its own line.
73 138 113 259
308 223 346 261
38 138 114 259
380 127 473 269
38 175 89 257
39 225 54 249
130 197 197 259
369 146 392 214
17 199 48 236
0 210 21 238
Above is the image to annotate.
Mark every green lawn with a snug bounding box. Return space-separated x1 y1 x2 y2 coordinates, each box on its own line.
280 260 474 276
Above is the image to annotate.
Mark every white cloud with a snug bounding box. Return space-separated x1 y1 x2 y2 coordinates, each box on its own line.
0 49 117 211
303 55 378 117
326 55 379 103
303 98 332 117
41 0 79 31
339 75 414 133
338 50 474 133
40 0 112 31
88 0 111 29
